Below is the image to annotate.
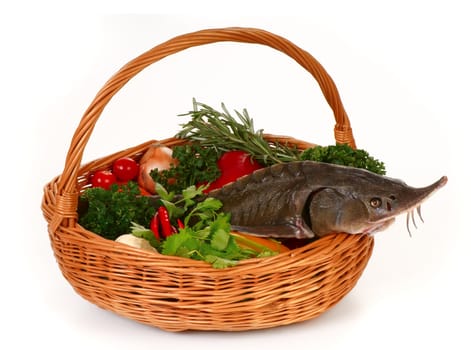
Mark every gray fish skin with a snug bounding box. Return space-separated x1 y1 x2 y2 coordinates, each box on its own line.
208 161 447 239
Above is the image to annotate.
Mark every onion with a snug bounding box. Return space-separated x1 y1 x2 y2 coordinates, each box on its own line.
138 144 177 194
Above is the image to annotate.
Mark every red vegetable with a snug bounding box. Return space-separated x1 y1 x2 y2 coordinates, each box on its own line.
157 206 177 238
150 212 160 239
113 157 139 182
91 170 117 190
138 186 152 196
205 151 263 192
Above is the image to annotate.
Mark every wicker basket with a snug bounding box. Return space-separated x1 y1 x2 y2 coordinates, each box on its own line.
41 27 374 332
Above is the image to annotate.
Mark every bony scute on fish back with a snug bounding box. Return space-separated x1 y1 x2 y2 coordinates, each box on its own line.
208 161 447 239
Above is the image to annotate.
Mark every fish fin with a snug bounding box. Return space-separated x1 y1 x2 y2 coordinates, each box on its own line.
232 217 315 239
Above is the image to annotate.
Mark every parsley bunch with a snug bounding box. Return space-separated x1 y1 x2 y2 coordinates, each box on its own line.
132 183 278 268
161 214 256 269
150 144 221 193
78 181 155 240
158 183 277 268
300 144 386 175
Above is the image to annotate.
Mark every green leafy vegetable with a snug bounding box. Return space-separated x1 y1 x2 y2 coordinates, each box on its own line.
209 215 231 250
156 183 278 268
176 99 299 165
161 229 195 257
130 222 160 249
300 144 386 175
78 181 155 240
150 144 221 193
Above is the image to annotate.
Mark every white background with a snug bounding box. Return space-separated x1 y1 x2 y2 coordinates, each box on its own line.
2 1 469 349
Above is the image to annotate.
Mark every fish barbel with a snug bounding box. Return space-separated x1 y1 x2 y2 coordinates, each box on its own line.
209 161 447 238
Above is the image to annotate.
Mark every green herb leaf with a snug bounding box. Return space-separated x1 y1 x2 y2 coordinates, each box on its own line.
155 182 174 201
204 255 239 269
161 229 195 257
160 198 185 220
130 222 160 248
195 197 223 212
176 99 300 166
210 229 230 251
184 197 223 227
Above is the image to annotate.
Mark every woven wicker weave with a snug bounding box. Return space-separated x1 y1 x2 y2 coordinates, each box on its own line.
41 27 374 332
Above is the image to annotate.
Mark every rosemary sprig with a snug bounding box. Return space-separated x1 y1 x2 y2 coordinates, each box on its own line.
176 99 301 165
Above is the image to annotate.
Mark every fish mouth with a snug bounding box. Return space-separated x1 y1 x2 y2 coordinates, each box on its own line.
363 218 396 235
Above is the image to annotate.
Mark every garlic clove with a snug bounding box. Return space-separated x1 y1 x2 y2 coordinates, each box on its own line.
115 234 157 252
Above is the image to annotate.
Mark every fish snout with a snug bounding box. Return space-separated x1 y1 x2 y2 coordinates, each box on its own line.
437 176 448 188
404 175 447 236
414 175 448 202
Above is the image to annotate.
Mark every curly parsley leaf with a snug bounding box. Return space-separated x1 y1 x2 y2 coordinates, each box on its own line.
300 144 386 175
150 144 220 193
78 182 155 240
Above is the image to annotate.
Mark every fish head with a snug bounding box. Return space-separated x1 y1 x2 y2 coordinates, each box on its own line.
309 170 448 237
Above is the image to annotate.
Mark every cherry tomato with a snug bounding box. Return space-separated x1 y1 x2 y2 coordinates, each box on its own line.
91 170 117 190
113 157 139 182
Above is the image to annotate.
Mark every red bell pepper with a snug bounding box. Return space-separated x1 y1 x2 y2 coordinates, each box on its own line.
204 150 263 193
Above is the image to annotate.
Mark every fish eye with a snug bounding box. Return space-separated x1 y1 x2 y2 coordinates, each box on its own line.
370 197 382 208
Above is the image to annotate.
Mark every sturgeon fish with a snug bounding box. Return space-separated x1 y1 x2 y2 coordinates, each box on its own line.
209 161 447 239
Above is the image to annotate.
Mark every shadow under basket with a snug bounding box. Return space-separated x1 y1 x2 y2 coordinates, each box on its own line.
41 27 375 332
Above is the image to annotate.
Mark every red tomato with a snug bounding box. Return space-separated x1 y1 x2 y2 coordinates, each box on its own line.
205 151 263 192
113 157 139 182
91 170 117 190
217 150 263 182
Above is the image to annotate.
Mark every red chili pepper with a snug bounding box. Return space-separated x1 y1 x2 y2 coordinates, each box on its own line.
150 211 160 239
158 206 174 238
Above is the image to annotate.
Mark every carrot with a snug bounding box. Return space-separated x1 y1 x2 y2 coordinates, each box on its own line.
231 231 290 253
138 185 152 196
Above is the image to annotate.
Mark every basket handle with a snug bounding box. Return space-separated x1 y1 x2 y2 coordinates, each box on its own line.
50 27 356 232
